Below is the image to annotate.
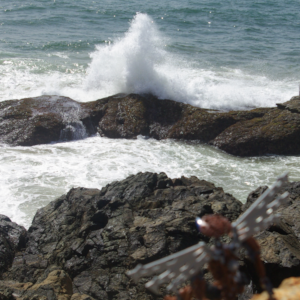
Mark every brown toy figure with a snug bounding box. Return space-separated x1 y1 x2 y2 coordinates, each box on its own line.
127 173 289 300
162 215 273 300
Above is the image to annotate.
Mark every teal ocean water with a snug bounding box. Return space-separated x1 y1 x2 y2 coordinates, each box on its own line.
1 0 299 108
1 1 300 227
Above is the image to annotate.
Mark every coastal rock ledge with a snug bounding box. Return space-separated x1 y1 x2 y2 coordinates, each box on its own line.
1 172 300 300
1 94 300 156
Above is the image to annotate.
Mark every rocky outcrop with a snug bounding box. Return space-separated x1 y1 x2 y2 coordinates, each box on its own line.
1 93 300 156
0 173 300 299
0 96 95 146
244 181 300 289
211 96 300 156
0 172 242 299
0 93 242 146
0 215 27 277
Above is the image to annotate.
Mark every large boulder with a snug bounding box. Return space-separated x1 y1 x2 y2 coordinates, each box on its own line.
0 96 96 146
1 173 300 299
0 93 239 146
241 181 300 289
211 96 300 156
2 93 300 156
0 172 242 299
92 94 238 141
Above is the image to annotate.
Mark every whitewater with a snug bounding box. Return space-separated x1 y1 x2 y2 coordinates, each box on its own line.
1 2 300 228
1 13 298 110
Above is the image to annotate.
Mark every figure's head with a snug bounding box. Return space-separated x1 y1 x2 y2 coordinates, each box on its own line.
196 214 232 238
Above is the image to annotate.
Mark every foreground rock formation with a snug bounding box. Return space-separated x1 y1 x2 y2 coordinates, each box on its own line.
0 172 300 299
1 94 300 156
241 181 300 289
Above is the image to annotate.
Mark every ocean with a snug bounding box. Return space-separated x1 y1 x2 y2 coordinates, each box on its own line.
1 0 300 228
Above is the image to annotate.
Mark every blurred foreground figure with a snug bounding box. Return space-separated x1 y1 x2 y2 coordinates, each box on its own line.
127 173 289 300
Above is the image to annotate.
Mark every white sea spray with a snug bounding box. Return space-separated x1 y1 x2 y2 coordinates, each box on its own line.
0 13 296 109
84 13 295 109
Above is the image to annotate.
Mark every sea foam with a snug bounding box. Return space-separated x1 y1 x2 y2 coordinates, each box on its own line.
83 13 296 109
1 136 299 228
0 13 297 109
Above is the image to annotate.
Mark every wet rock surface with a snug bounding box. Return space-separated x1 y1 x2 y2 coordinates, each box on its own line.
0 173 300 299
0 96 94 146
0 172 242 299
1 93 300 156
0 215 27 277
250 181 300 288
211 96 300 156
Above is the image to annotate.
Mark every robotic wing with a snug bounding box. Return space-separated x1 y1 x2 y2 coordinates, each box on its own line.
126 242 212 294
232 173 289 242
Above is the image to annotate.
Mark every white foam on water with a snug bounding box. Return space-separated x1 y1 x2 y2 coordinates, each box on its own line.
47 52 69 59
83 13 297 109
0 13 297 109
1 136 299 229
0 58 83 100
84 13 167 98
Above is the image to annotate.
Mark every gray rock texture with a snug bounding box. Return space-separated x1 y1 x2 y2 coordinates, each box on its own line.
0 96 95 146
211 96 300 156
0 215 27 277
0 173 242 299
244 181 300 288
0 173 300 299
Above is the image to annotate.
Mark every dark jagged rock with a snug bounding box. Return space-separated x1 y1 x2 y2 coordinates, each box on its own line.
0 215 27 277
1 173 300 299
0 270 73 300
93 94 238 141
2 93 300 156
0 287 15 300
240 181 300 289
276 97 300 114
0 93 238 146
0 172 242 299
0 96 96 146
242 186 268 212
211 96 300 156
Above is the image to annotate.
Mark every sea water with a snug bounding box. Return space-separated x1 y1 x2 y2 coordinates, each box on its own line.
0 1 300 228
